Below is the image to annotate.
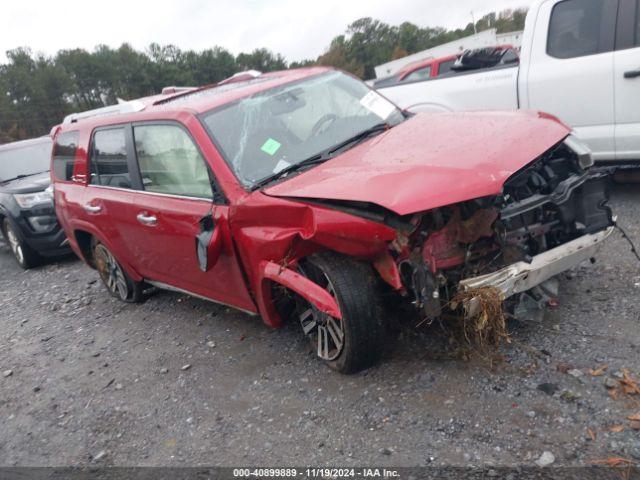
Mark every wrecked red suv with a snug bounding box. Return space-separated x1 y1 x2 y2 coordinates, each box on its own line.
52 68 613 373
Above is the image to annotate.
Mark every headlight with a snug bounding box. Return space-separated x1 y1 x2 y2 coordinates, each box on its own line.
563 134 594 169
14 189 54 209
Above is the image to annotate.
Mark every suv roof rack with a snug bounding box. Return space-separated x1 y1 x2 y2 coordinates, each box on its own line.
217 70 262 86
62 100 146 125
161 86 197 95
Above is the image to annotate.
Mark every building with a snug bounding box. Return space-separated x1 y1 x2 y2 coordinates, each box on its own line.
373 28 523 79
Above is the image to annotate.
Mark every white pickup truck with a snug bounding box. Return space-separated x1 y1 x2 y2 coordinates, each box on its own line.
377 0 640 163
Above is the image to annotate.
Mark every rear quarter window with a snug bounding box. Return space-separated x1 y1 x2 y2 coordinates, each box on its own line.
437 60 456 76
53 132 80 181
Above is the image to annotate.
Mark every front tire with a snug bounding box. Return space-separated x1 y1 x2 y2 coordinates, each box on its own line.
92 240 142 303
3 218 41 269
297 253 387 374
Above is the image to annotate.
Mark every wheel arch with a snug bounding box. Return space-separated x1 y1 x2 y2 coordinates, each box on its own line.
69 223 143 282
73 229 95 267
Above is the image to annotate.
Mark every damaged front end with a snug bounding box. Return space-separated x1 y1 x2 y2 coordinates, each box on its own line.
393 135 614 321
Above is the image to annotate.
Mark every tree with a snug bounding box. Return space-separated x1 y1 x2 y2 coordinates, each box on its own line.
0 6 529 142
236 48 287 72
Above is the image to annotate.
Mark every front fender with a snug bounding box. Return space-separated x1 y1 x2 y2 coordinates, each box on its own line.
257 260 343 328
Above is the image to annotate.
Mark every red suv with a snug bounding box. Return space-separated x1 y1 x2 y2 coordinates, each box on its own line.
52 67 613 373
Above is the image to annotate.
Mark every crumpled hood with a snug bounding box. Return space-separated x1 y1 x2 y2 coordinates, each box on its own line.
264 111 570 216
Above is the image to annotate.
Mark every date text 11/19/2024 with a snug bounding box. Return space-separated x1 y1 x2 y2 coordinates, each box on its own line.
233 468 401 478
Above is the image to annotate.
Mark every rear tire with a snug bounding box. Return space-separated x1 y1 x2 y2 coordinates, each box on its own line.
92 239 143 303
3 218 41 269
297 252 387 374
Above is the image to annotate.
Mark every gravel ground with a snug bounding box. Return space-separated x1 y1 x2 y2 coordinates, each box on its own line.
0 185 639 468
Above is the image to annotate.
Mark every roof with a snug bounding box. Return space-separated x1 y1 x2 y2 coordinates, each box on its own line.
60 67 332 130
0 136 51 152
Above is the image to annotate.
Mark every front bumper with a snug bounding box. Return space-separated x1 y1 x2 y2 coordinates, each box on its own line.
459 226 614 299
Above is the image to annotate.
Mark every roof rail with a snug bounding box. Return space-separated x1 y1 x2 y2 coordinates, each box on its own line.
161 86 197 95
62 100 146 125
217 70 262 86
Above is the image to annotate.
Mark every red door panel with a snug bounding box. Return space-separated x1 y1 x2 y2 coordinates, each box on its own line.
82 186 136 269
125 191 256 313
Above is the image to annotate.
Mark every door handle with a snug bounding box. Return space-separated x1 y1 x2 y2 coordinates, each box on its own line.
624 69 640 79
84 204 102 214
136 212 157 226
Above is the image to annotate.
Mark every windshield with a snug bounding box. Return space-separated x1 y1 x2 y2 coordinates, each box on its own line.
0 140 52 182
201 71 405 188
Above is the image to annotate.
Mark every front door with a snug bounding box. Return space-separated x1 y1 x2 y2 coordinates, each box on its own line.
613 0 640 160
525 0 618 161
125 122 256 313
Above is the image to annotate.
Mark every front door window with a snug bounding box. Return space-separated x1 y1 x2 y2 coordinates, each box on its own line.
133 124 213 199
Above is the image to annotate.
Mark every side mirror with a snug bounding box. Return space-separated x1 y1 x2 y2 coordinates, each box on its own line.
196 217 222 272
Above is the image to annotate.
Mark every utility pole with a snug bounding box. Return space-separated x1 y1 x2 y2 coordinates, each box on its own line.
471 11 477 34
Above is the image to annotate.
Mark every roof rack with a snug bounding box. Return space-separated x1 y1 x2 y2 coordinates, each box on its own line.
217 70 262 86
161 86 197 95
62 100 146 125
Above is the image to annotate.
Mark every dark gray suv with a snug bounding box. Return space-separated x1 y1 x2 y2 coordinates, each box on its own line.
0 137 70 268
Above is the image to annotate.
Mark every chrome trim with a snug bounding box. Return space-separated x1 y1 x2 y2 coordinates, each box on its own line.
136 213 157 226
145 280 257 316
564 134 594 169
86 184 214 203
459 226 614 301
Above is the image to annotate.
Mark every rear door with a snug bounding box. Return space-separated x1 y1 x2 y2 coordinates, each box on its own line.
125 121 255 312
84 126 138 269
525 0 618 161
613 0 640 160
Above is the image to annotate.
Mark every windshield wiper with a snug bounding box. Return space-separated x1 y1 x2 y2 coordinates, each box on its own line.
252 155 328 189
325 122 389 157
0 170 49 184
253 123 390 190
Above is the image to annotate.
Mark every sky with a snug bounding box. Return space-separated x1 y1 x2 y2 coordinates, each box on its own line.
0 0 532 64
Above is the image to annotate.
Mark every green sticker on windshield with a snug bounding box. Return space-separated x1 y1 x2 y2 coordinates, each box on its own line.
261 138 282 156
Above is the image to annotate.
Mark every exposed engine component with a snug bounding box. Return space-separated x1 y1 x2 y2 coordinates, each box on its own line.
393 139 613 321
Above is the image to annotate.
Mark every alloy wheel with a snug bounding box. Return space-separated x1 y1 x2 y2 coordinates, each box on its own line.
94 244 129 300
297 268 345 361
5 224 24 266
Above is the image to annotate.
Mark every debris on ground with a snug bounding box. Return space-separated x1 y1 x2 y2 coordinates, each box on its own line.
567 369 583 379
537 383 559 396
92 450 107 462
535 451 555 467
3 369 13 377
589 364 608 376
592 457 637 468
181 364 191 371
452 286 508 348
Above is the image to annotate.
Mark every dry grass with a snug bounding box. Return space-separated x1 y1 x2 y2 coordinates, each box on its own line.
450 286 511 350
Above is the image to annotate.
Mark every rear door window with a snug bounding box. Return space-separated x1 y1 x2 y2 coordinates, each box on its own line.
547 0 618 58
90 128 133 189
132 124 213 200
